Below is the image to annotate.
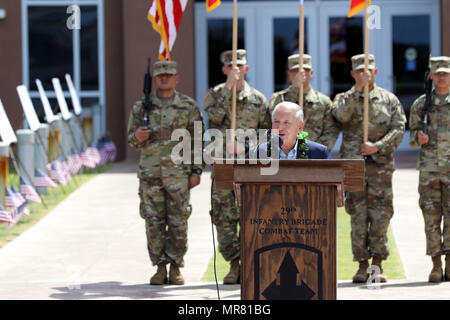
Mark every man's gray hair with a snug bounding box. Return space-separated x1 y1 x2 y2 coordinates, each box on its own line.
272 101 304 122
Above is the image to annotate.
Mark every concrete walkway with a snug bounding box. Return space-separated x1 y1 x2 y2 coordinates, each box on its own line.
0 153 448 300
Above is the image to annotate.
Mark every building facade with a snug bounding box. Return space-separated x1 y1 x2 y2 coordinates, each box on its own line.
0 0 448 161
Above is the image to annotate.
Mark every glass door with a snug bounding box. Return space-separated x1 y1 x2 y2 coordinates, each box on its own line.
318 4 372 100
21 0 106 133
382 3 441 129
195 2 255 110
257 2 318 100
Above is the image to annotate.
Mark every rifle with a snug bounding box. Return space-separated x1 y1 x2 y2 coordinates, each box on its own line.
142 57 151 127
423 64 433 134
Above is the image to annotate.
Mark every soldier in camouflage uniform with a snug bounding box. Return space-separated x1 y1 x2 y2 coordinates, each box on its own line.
331 54 406 283
269 54 340 151
204 50 271 284
409 56 450 283
127 61 204 285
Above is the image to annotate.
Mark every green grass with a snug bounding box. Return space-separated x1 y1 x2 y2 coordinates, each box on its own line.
0 164 114 247
202 207 406 281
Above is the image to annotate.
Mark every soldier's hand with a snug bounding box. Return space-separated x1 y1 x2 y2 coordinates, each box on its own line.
225 67 241 90
226 141 246 155
417 130 429 145
354 70 372 92
361 141 379 156
135 126 150 143
292 69 306 89
189 174 201 189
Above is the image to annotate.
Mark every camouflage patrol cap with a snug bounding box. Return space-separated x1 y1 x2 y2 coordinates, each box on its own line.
351 54 376 71
221 49 247 66
430 56 450 74
153 61 177 76
288 54 312 70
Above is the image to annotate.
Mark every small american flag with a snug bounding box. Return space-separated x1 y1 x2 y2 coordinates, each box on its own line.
67 149 83 175
11 186 30 216
56 157 72 182
20 176 42 203
97 139 108 165
35 168 58 188
5 186 23 208
103 136 117 163
88 143 102 165
0 204 12 224
49 161 68 185
7 207 22 229
80 147 97 168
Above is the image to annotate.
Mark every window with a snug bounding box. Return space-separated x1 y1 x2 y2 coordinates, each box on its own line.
22 0 105 132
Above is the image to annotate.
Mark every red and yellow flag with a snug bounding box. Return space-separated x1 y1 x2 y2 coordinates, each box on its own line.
147 0 188 61
348 0 371 18
206 0 221 12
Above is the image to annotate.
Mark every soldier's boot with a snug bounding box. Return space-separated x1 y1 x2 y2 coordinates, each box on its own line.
150 264 168 285
352 260 369 283
428 255 443 283
371 257 388 283
169 264 185 285
445 255 450 281
223 259 240 285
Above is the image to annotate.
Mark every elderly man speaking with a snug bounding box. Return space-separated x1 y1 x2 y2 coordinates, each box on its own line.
251 102 329 160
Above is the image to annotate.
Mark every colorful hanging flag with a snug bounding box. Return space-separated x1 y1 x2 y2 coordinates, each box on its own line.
34 168 58 188
206 0 221 12
348 0 371 18
11 186 30 216
147 0 188 61
20 177 42 204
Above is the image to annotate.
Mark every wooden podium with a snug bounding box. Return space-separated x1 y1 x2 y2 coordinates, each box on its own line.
214 159 364 300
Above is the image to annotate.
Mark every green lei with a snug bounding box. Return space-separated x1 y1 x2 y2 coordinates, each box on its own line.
266 131 309 158
296 131 309 159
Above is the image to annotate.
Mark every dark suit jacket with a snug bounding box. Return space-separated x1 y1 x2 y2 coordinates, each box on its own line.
304 140 330 159
250 140 330 159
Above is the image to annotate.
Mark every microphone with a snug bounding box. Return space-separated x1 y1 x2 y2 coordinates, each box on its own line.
267 129 283 148
256 129 283 159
